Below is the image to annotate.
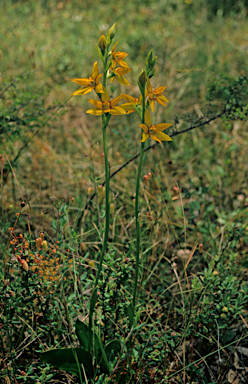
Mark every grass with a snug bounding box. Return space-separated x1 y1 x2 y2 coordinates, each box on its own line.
1 1 248 383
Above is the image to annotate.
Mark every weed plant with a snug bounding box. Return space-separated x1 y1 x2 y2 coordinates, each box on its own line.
1 2 248 384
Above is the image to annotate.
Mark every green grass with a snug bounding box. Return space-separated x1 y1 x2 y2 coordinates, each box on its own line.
1 1 248 383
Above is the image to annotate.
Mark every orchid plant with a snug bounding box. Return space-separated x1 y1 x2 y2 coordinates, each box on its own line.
41 23 172 383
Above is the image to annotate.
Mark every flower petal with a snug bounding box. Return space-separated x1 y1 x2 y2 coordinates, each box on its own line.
154 86 166 95
87 99 102 108
116 67 132 75
73 86 93 96
139 124 149 134
101 87 110 102
120 94 137 103
155 132 173 141
72 78 90 85
86 108 104 116
121 103 136 113
111 95 122 107
150 134 161 143
92 62 99 80
95 83 104 93
141 132 149 142
116 75 130 86
149 99 155 112
154 123 172 132
110 107 126 115
144 109 152 127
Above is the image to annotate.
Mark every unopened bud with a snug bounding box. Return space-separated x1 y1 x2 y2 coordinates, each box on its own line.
213 270 219 276
21 259 29 272
36 238 42 248
199 243 203 253
70 197 75 205
222 306 228 312
40 232 44 241
21 201 26 208
98 185 104 195
144 175 149 183
172 186 179 201
108 23 116 40
87 187 93 195
98 35 107 51
42 240 48 251
138 70 147 91
173 186 179 196
147 172 152 180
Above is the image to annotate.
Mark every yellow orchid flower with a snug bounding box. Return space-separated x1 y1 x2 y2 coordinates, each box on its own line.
72 62 104 96
146 79 169 112
139 109 172 143
87 87 127 116
120 94 143 114
111 42 130 69
109 66 132 86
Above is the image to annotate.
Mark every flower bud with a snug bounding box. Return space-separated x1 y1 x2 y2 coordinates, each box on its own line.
40 232 44 241
108 23 116 41
98 35 107 51
21 259 29 272
147 172 152 180
172 186 179 201
173 186 179 196
87 187 93 195
199 243 203 253
138 70 147 92
42 240 48 251
36 238 42 248
21 201 25 208
144 175 149 183
222 307 228 312
70 197 75 205
98 185 104 195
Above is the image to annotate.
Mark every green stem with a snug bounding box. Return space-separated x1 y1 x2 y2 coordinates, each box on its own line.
94 114 110 289
132 89 146 312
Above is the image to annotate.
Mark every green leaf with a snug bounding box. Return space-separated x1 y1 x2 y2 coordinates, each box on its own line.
75 320 90 351
105 340 122 361
40 348 94 378
75 319 110 373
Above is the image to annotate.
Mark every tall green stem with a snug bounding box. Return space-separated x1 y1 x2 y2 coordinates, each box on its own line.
132 90 146 311
94 114 110 289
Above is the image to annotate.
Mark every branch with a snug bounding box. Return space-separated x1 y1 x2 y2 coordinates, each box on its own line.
75 107 226 230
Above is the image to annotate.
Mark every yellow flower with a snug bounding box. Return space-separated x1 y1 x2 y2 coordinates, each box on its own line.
146 79 169 112
111 42 130 69
139 110 172 143
87 87 127 116
72 62 104 96
120 94 143 114
109 66 132 86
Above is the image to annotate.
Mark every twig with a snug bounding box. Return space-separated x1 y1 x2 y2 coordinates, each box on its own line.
76 107 226 230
